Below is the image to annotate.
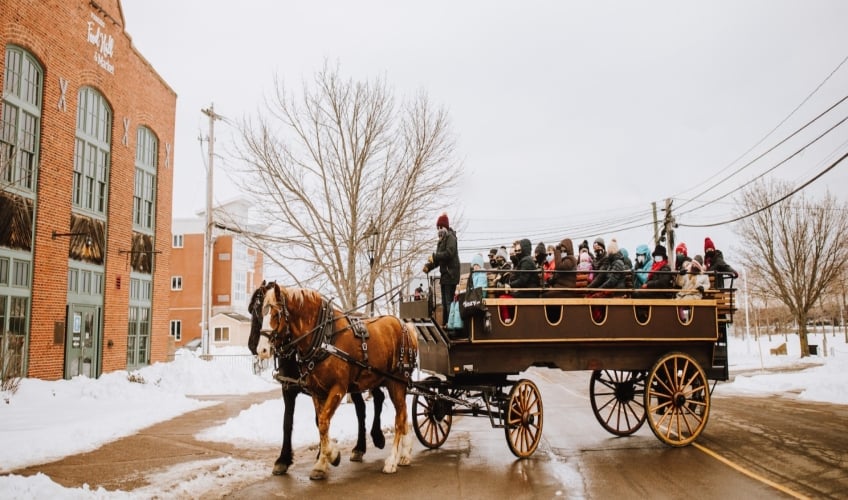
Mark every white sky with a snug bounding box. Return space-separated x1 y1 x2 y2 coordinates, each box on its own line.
120 0 848 261
1 332 846 498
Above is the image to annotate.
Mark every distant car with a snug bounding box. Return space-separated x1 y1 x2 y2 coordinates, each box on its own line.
182 338 202 351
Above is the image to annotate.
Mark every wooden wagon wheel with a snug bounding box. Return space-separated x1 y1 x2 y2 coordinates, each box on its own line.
644 352 710 447
505 379 543 458
412 377 453 449
589 370 647 436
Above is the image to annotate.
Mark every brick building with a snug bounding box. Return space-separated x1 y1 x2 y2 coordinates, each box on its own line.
169 199 264 351
0 0 175 379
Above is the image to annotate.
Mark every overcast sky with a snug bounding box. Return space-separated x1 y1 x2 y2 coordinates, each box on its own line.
121 0 848 262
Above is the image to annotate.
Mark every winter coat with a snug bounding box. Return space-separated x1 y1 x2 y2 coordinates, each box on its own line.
704 248 737 289
469 254 488 292
676 262 711 299
488 247 513 289
644 258 674 296
633 244 653 288
509 238 539 297
549 238 577 289
431 227 460 286
589 251 628 289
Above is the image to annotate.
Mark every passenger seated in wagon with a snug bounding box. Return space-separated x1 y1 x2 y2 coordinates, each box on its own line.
675 257 710 300
507 238 539 298
587 238 629 296
542 238 577 298
640 244 674 298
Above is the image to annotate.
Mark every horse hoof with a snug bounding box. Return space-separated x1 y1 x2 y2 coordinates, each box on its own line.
371 430 386 449
382 464 398 474
399 456 411 466
350 450 364 462
272 463 290 475
309 469 327 480
331 451 341 467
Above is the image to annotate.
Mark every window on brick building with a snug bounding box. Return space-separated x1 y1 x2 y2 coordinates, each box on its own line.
169 320 181 340
127 277 152 370
171 276 182 290
73 87 111 215
2 46 42 193
134 127 157 231
172 234 183 248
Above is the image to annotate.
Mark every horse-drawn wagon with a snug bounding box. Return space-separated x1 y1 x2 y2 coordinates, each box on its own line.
400 273 736 457
251 271 735 478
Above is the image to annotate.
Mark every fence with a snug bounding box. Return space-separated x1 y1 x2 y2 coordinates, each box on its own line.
169 351 270 375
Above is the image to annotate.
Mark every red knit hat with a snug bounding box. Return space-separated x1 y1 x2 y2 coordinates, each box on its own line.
704 237 715 252
436 212 449 228
675 242 688 256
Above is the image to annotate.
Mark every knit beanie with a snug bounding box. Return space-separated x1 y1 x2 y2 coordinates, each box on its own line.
436 213 449 228
593 237 605 249
704 237 715 252
607 238 619 255
652 244 667 259
675 242 688 256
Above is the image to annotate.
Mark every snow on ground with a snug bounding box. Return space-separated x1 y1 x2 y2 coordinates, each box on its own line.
1 330 846 498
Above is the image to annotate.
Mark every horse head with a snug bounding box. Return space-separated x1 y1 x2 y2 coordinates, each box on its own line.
248 280 276 359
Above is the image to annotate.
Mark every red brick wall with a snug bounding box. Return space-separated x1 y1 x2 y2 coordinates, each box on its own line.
170 233 204 345
1 0 175 379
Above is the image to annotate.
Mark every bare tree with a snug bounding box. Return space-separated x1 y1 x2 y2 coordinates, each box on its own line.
734 179 848 356
230 64 460 312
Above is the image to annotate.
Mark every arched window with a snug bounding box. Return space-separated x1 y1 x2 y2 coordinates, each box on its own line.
1 46 43 192
133 126 157 231
73 87 111 215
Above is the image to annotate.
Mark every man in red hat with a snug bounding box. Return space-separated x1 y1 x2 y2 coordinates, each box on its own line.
423 212 460 327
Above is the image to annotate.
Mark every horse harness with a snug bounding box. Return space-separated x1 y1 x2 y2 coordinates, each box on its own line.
265 294 418 389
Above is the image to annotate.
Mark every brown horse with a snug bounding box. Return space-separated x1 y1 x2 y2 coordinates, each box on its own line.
247 281 386 475
259 282 418 479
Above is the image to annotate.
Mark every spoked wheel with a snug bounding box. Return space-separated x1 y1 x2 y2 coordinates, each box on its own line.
505 379 543 458
589 370 647 436
645 352 710 447
412 377 453 449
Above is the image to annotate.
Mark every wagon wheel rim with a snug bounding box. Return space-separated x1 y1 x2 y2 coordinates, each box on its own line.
412 379 452 449
505 379 543 458
589 370 647 436
644 352 710 447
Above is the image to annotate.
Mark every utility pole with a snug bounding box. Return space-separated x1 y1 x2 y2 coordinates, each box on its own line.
651 201 659 245
200 104 222 356
662 198 675 268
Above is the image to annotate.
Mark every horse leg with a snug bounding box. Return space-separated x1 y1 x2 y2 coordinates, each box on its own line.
370 387 386 449
310 389 344 480
350 392 367 462
272 385 298 475
382 383 411 474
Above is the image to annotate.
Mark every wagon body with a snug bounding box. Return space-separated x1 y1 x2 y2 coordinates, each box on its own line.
400 279 735 456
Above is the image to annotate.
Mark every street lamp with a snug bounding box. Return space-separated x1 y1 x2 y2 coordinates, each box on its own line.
365 219 379 316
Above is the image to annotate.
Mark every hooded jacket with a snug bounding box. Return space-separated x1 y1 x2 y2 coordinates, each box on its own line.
549 238 577 289
633 244 653 288
508 238 538 296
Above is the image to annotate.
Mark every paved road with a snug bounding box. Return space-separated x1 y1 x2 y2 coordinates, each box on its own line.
10 370 848 499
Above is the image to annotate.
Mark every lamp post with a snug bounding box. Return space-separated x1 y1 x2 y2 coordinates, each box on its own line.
365 219 379 316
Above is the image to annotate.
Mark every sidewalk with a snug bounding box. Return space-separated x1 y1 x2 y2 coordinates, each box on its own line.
10 389 282 492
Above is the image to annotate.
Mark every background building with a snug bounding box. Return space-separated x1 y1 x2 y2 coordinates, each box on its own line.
169 199 264 351
0 0 175 379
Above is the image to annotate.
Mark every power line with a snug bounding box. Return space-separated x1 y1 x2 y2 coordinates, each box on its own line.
674 55 848 210
679 149 848 228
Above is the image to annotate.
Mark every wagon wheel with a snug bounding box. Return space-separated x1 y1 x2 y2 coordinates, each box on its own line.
644 352 710 447
505 379 543 458
589 370 647 436
412 377 453 449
